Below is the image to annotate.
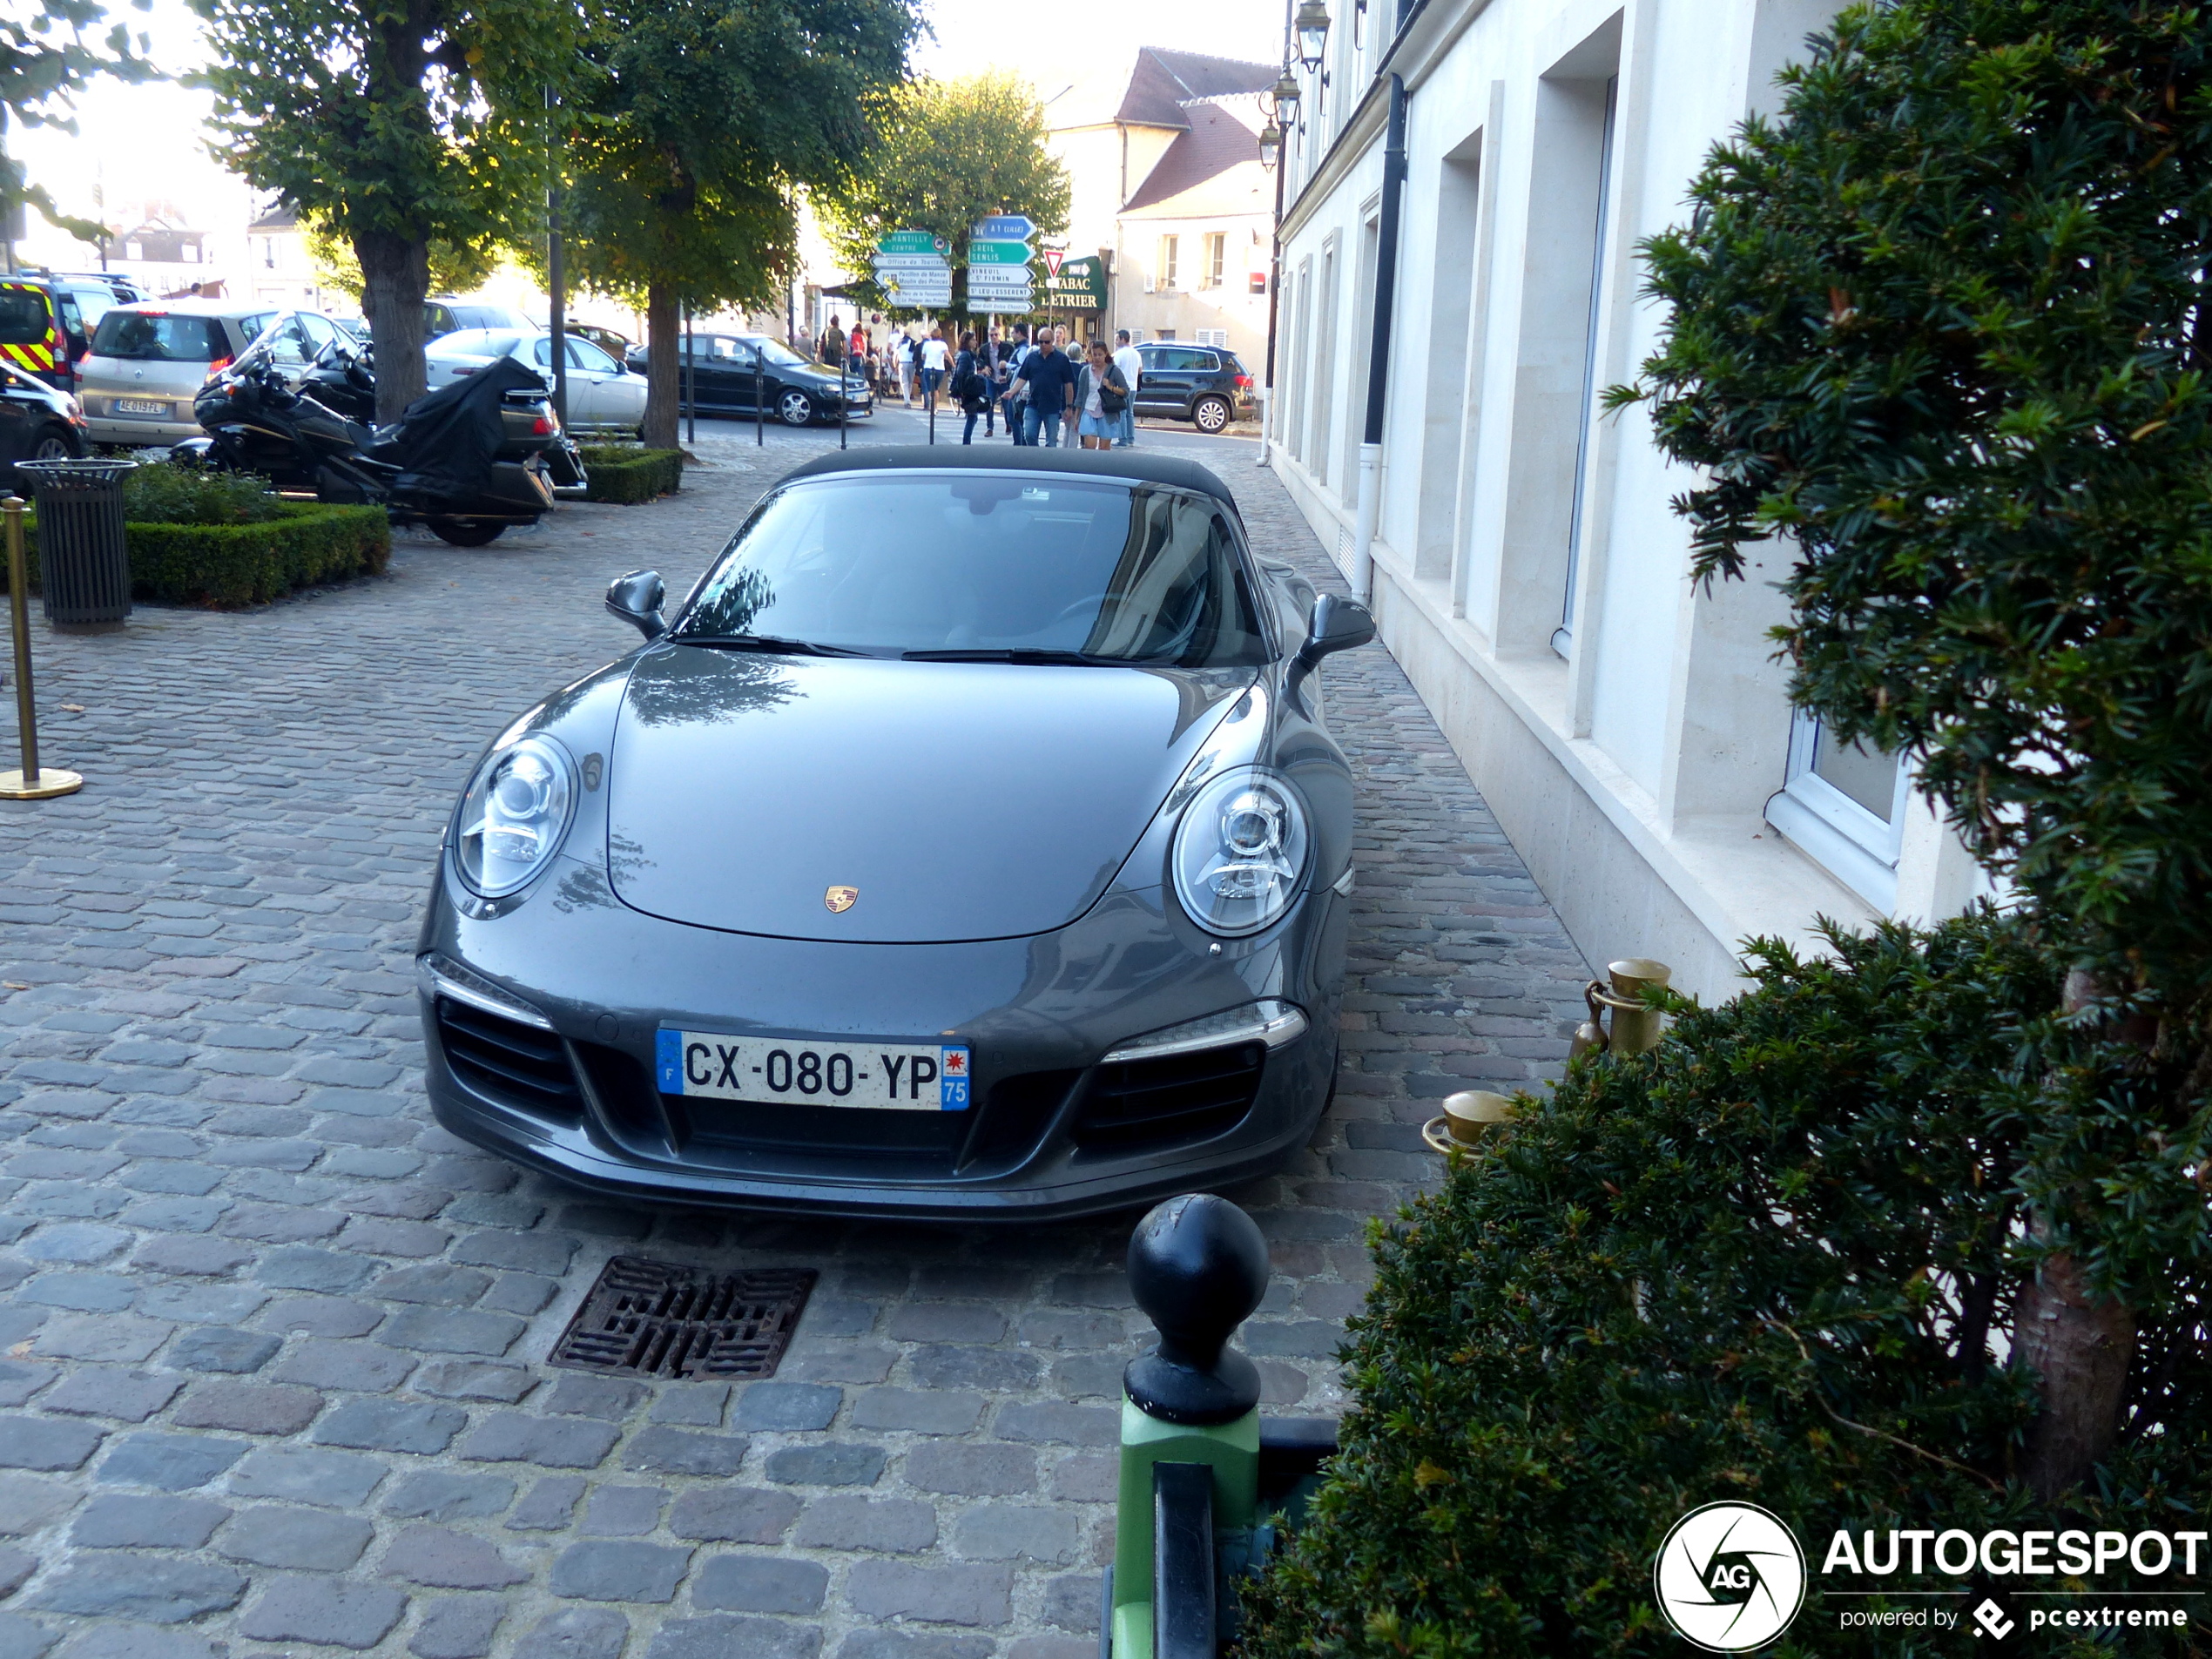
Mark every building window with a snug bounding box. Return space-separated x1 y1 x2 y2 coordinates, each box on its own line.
1554 72 1620 658
1159 236 1179 289
1203 233 1225 289
1197 328 1228 347
1766 712 1910 908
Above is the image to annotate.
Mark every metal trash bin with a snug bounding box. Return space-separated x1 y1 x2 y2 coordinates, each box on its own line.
18 457 138 625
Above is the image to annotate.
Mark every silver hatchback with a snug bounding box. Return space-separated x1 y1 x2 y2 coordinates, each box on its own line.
79 303 346 446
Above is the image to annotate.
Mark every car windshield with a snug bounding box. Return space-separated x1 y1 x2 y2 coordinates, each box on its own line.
91 312 227 361
757 339 811 368
675 474 1269 666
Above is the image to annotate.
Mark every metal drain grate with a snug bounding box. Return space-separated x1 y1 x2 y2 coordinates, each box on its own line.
548 1257 817 1380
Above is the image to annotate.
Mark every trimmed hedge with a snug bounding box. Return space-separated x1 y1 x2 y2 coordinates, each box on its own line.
1239 911 2211 1656
3 502 390 608
580 445 685 504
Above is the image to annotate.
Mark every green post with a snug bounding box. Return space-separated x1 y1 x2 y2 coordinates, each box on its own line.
1109 1194 1271 1659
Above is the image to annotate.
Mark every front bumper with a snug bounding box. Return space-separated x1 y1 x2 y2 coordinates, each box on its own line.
417 856 1344 1221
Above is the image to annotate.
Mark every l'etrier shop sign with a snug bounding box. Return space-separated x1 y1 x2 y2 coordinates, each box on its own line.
1043 254 1105 312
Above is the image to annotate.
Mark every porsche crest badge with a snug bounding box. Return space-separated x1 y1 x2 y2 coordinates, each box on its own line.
824 886 859 914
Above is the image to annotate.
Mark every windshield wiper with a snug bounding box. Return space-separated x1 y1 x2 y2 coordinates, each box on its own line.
902 648 1125 665
679 634 869 658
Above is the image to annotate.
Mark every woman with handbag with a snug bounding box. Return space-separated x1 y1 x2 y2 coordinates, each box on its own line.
954 332 993 445
1074 340 1130 450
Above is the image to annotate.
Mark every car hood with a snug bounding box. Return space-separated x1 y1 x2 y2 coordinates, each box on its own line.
605 647 1251 943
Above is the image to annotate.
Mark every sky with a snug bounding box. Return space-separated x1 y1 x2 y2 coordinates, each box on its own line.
7 0 1286 273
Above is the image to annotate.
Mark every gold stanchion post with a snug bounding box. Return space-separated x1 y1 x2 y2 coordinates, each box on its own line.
0 494 82 800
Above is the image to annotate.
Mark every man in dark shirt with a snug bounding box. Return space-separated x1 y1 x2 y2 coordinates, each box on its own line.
1015 327 1077 448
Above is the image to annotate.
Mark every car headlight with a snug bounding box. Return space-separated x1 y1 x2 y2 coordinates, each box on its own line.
455 735 577 897
1170 766 1309 936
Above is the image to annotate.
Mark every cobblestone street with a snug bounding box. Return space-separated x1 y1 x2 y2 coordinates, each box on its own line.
0 411 1589 1658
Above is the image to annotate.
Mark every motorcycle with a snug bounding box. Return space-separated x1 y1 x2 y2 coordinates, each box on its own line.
180 332 559 546
300 336 589 496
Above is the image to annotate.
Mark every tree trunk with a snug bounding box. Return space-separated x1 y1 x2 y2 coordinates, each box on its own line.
2015 967 2140 1501
643 280 681 451
357 232 431 426
2016 1247 2134 1501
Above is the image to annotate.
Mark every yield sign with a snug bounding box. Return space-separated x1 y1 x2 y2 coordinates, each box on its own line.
1042 247 1065 278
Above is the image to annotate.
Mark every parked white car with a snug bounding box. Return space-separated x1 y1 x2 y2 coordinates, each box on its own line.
423 329 645 436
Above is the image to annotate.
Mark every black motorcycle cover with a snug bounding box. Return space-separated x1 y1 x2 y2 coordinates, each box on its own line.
387 355 545 506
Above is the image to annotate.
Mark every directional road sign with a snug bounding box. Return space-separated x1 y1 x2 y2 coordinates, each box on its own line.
976 297 1035 314
966 263 1034 285
876 229 949 256
876 273 952 307
966 239 1031 266
871 254 953 272
972 215 1037 241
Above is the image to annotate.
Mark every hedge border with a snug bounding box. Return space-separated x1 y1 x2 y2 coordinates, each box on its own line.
3 501 391 608
579 445 685 505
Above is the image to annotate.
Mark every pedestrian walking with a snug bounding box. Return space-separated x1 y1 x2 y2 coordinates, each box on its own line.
895 331 916 407
1016 327 1078 448
954 331 995 444
819 315 846 369
980 325 1007 437
920 327 950 411
1075 340 1130 449
849 320 865 365
1001 324 1034 443
1112 329 1143 447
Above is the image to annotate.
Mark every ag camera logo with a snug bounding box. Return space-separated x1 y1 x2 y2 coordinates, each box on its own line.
1655 1502 1807 1651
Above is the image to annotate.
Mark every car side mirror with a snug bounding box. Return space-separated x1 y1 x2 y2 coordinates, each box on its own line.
606 569 666 640
1298 593 1375 667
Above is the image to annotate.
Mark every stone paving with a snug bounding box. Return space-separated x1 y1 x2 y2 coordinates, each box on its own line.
0 408 1591 1658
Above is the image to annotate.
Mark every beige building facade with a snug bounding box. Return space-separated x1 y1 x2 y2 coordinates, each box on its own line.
1043 49 1276 363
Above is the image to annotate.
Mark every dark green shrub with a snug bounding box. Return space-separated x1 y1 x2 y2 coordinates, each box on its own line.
120 459 285 525
579 444 684 504
5 502 390 606
1238 913 2212 1657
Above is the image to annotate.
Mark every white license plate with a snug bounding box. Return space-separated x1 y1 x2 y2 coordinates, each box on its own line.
656 1030 971 1111
114 399 168 415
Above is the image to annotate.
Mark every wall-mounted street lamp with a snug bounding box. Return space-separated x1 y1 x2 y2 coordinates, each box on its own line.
1271 69 1301 126
1258 120 1282 170
1294 0 1331 71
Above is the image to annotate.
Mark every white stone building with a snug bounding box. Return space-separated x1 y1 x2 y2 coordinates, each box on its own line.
1043 49 1278 361
1267 0 1986 1001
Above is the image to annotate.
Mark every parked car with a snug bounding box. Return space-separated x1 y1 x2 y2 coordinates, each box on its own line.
1134 341 1255 435
622 332 870 426
78 303 345 447
560 321 631 361
0 357 88 482
426 298 537 340
416 446 1376 1218
0 278 94 395
425 329 646 436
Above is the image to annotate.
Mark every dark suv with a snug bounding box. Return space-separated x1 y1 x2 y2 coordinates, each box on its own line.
1133 341 1253 434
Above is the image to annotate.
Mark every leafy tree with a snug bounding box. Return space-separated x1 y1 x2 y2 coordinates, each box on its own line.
190 0 570 420
1241 914 2210 1657
300 213 496 305
1 0 152 239
1615 1 2212 1494
821 71 1069 319
551 0 917 448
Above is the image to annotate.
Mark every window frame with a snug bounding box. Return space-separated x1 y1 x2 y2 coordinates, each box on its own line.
1160 235 1179 288
1203 232 1226 289
1765 709 1912 909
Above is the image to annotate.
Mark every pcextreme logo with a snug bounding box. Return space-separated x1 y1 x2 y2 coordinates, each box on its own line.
1654 1502 1808 1652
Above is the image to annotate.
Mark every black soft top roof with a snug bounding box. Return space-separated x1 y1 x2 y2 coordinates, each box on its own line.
775 445 1244 519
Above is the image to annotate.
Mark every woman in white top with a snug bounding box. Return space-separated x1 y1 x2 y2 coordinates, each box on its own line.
895 333 916 406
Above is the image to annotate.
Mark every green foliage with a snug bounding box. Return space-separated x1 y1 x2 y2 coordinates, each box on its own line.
8 501 388 606
578 444 683 503
1616 2 2212 1026
119 459 282 526
1239 914 2212 1657
0 0 153 239
822 72 1070 318
300 214 496 304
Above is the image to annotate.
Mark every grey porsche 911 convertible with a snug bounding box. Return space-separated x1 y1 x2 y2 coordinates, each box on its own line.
415 446 1375 1219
